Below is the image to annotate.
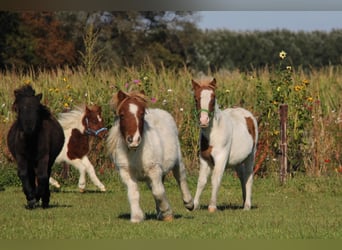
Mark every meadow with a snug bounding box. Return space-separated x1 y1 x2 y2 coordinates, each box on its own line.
0 61 341 239
0 174 341 239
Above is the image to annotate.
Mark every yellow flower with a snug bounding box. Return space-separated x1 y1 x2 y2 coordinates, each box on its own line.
307 97 313 102
302 79 310 85
286 66 292 71
276 86 281 92
225 89 230 93
24 79 31 85
279 50 287 60
63 77 67 82
294 85 302 92
273 130 280 135
63 103 69 108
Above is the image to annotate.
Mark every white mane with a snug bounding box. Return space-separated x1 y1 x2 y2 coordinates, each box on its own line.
58 105 85 130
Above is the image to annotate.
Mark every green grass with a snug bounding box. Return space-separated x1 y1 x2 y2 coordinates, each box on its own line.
0 173 340 239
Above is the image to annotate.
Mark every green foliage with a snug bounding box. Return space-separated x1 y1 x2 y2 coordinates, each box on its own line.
1 11 342 72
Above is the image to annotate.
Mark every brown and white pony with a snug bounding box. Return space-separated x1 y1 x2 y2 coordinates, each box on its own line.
50 105 107 192
107 90 194 223
191 77 258 211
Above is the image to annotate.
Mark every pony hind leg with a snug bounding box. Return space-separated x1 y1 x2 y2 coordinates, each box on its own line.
172 161 194 211
147 166 173 221
82 156 106 192
235 153 255 210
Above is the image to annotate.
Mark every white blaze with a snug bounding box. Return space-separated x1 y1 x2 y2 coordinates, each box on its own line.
129 103 141 146
200 89 212 126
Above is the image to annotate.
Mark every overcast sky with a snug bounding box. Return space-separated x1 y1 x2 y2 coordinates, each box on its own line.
197 11 342 31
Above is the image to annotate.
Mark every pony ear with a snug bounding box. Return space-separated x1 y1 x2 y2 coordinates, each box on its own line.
117 90 128 103
191 79 200 90
36 93 43 101
209 78 217 89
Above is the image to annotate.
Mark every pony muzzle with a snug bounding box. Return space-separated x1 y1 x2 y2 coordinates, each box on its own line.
199 111 210 128
126 134 142 149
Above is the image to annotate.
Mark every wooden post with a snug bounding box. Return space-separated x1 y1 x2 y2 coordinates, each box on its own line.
279 104 288 184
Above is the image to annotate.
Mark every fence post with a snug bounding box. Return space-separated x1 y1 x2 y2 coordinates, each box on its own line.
279 104 288 184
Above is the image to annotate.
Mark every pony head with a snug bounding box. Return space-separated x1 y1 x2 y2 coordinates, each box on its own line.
83 105 107 138
13 85 43 134
191 77 216 128
112 90 147 149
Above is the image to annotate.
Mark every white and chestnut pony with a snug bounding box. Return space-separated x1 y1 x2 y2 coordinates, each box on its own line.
50 105 107 192
191 77 258 211
107 90 194 223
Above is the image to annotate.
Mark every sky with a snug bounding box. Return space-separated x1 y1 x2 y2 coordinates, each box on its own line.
197 11 342 32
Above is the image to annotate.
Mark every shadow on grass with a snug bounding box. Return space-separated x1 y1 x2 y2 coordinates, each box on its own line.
118 212 194 221
23 203 72 210
51 188 111 194
200 203 258 211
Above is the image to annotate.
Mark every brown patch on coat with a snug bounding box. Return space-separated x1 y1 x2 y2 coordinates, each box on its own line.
200 133 214 165
67 128 89 160
245 116 256 145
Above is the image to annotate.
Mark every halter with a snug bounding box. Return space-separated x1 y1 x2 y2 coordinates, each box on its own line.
84 117 108 136
197 108 214 119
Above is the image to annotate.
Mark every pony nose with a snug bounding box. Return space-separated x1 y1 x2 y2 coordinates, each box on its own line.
126 135 141 148
199 113 210 127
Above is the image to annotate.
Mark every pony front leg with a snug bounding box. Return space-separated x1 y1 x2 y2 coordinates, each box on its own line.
17 161 37 209
193 158 211 210
208 157 227 212
36 155 51 208
119 168 144 223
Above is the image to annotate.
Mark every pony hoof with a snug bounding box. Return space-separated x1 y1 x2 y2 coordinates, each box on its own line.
42 202 49 209
130 215 144 223
162 215 174 222
184 200 195 211
100 187 106 192
79 188 85 193
25 198 38 209
208 206 217 213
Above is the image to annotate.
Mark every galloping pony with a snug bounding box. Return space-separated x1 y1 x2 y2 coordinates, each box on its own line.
7 85 64 209
51 105 107 192
107 90 194 222
191 77 258 211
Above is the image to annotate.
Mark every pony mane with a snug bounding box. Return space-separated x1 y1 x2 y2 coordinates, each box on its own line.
58 105 85 130
12 84 52 118
14 85 36 98
111 91 148 114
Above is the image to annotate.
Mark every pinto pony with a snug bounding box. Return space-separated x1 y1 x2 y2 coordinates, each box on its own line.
191 77 258 211
7 85 64 209
107 90 194 222
51 105 107 192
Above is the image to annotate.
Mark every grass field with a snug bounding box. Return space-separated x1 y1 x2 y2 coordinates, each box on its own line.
0 173 340 239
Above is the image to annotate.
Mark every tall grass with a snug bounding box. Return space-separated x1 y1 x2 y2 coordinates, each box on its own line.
0 63 341 183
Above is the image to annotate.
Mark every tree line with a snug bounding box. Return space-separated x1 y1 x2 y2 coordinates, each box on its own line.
1 11 341 72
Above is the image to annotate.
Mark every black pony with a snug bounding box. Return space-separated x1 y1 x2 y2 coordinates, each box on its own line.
7 85 64 209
